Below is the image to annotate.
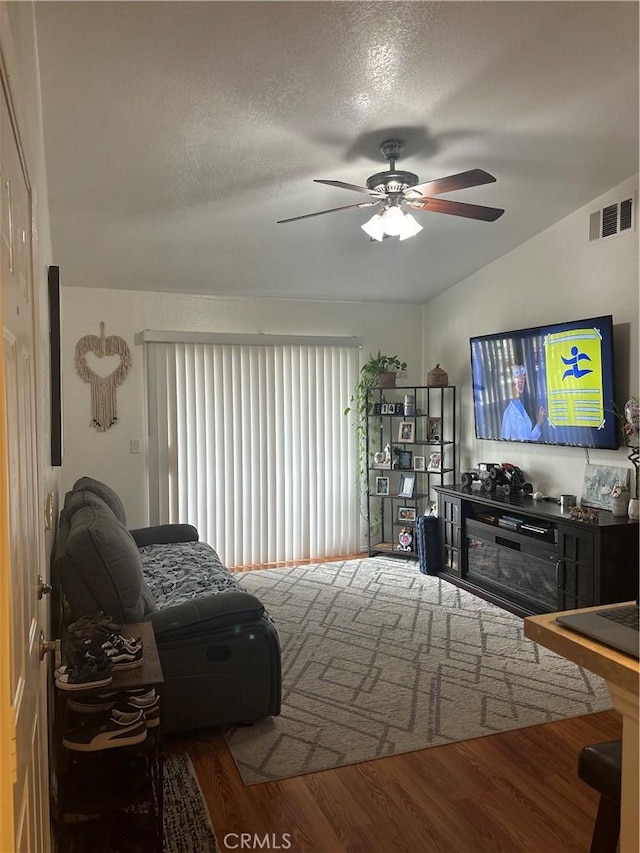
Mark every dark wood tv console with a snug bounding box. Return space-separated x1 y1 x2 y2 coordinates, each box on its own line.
434 485 639 617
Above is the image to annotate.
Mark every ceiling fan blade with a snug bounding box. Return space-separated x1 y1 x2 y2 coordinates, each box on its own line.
409 196 504 222
314 179 385 197
277 201 380 224
405 169 497 198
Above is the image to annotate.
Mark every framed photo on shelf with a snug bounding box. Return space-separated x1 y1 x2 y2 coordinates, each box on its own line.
396 450 413 469
398 421 415 443
398 506 417 523
398 472 416 498
427 417 441 442
375 476 390 496
427 451 443 472
413 456 426 471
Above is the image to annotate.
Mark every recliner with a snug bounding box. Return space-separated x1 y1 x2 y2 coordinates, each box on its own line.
53 476 282 733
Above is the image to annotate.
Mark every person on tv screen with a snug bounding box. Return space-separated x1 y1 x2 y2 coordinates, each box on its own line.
500 364 546 441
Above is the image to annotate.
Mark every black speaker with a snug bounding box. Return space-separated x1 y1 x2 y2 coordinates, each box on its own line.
416 515 441 575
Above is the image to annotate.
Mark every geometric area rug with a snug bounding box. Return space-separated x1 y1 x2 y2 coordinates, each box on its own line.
225 557 612 784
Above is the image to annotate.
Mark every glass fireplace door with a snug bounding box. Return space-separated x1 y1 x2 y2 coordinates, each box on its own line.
466 534 559 612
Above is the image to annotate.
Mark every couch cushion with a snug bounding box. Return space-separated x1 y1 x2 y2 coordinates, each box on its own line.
61 505 156 623
139 540 239 609
59 490 112 527
72 477 127 525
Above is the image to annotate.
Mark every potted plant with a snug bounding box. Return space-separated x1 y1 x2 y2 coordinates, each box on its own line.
345 352 408 520
362 351 408 389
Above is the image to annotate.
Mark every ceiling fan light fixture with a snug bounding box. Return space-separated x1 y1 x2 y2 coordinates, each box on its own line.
361 213 386 241
280 139 503 236
398 212 423 241
380 205 405 237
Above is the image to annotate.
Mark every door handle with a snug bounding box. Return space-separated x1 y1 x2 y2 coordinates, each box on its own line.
555 559 564 589
39 631 59 661
37 575 52 599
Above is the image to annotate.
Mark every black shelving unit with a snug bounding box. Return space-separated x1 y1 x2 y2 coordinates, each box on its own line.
365 384 456 559
52 623 164 853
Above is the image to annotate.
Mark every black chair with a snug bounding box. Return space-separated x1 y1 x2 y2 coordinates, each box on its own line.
577 740 622 853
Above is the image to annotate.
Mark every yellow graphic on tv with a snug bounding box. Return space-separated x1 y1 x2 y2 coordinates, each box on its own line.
544 327 604 428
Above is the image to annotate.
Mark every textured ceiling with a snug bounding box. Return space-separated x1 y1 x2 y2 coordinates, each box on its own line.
34 1 639 303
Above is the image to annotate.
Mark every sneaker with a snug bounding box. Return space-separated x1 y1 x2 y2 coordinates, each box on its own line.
55 649 112 680
67 692 119 714
67 612 120 641
56 660 113 691
102 634 143 655
122 688 157 709
142 702 160 729
115 694 160 728
104 644 143 670
62 710 147 751
55 647 89 678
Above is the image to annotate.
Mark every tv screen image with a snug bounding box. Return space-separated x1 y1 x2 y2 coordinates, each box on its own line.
470 315 618 449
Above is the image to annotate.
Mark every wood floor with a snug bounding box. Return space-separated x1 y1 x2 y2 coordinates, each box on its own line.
167 710 620 853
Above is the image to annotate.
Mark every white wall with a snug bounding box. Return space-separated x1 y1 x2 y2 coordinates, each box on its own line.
421 175 639 499
59 291 423 526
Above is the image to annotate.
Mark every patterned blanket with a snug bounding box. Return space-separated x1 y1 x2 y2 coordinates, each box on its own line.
139 540 241 609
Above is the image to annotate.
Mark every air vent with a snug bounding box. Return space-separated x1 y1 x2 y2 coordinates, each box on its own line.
588 194 635 244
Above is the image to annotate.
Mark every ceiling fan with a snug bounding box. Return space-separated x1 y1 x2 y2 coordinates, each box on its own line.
277 139 504 241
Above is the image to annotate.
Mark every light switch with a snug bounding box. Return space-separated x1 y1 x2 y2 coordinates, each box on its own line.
130 439 142 454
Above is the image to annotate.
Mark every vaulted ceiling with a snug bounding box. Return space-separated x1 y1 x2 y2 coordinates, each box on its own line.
34 1 639 304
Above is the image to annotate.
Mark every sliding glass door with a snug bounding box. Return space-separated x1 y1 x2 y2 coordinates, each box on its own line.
145 334 360 567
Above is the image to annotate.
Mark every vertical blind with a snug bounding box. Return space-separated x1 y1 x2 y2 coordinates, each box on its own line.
145 337 360 567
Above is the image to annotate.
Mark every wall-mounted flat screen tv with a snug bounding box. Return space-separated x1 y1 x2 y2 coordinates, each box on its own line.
470 315 618 449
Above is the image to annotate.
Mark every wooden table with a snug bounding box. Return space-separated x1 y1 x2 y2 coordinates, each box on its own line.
524 604 639 853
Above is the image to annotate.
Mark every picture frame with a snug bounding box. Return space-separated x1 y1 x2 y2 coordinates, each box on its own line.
396 450 413 470
398 506 417 523
375 476 390 496
427 416 441 442
398 472 416 498
581 464 630 509
48 265 63 467
427 451 443 472
413 456 426 471
398 421 415 443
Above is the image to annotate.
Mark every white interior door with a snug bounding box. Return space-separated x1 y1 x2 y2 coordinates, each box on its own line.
0 63 50 852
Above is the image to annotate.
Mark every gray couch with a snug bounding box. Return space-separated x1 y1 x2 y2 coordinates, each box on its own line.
53 476 281 733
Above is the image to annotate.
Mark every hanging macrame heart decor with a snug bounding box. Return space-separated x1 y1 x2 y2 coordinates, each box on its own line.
74 321 132 431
